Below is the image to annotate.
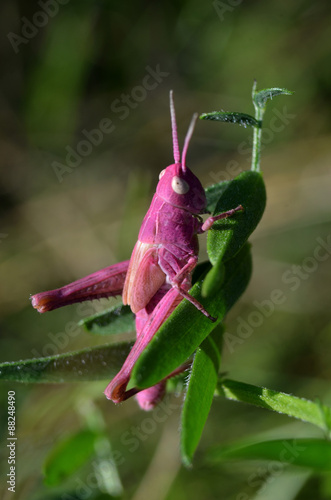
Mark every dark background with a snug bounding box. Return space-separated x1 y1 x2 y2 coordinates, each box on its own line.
1 1 331 499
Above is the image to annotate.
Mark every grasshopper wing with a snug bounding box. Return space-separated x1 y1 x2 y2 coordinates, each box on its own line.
122 241 165 313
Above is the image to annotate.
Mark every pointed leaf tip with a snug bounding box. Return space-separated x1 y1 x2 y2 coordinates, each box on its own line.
253 87 294 108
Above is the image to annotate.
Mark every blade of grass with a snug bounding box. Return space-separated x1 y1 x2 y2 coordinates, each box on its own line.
218 378 331 432
0 342 132 383
208 438 331 471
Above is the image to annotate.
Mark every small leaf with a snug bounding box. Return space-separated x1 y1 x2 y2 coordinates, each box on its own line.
200 111 259 128
43 429 98 486
205 181 231 213
79 304 135 335
131 243 252 389
207 438 331 471
181 327 223 467
253 87 294 109
207 170 266 265
218 378 331 432
0 342 132 383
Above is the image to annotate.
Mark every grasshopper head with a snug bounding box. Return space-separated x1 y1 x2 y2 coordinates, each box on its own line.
156 163 207 214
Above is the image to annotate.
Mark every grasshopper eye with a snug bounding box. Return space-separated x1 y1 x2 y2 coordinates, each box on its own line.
171 176 189 195
159 169 166 179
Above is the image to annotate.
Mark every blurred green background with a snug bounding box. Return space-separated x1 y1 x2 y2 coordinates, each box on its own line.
1 0 331 498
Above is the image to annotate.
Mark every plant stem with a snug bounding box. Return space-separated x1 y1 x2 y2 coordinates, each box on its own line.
251 107 264 172
251 81 265 173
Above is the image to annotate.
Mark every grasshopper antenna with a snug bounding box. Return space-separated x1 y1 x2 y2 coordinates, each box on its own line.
169 90 181 164
181 112 198 173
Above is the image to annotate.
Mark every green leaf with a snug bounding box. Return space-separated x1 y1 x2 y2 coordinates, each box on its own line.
205 181 231 213
200 112 259 128
181 327 223 467
201 258 225 297
206 170 266 266
253 87 294 109
131 243 252 389
0 342 132 383
202 171 266 297
43 429 98 486
79 304 135 335
207 438 331 471
218 378 331 432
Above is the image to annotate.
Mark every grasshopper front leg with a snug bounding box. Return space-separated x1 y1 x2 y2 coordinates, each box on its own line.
200 205 244 233
31 260 129 313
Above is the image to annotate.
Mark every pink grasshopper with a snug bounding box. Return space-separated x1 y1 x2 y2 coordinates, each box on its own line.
31 91 243 410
